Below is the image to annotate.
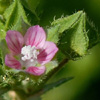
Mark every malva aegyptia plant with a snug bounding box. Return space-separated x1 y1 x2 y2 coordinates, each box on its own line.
0 0 100 100
5 25 58 76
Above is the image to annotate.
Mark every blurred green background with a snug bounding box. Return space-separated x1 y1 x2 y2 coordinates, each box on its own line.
40 0 100 100
1 0 100 100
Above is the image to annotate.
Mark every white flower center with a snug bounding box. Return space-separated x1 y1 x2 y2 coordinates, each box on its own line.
21 45 39 62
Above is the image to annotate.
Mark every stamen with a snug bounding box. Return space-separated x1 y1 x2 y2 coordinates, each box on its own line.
21 45 39 62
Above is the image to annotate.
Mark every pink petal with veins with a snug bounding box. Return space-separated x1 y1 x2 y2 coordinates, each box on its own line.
24 25 46 49
26 66 46 76
38 41 58 65
5 54 21 70
6 30 24 55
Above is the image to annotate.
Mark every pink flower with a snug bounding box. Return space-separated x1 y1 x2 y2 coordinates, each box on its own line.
5 25 58 76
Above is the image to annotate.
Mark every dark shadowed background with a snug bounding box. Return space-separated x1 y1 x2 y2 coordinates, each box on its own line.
39 0 100 100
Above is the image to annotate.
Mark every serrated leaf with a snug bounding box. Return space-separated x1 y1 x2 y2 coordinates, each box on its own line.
21 0 45 21
47 11 100 60
51 11 83 33
47 11 83 44
59 13 89 59
3 0 29 30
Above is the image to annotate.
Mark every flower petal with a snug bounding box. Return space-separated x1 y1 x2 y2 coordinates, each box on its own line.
24 25 46 49
38 41 58 65
5 54 21 69
26 66 46 76
6 30 24 55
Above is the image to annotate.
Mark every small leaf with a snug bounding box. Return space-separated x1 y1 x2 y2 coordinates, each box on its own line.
42 77 73 94
3 0 29 30
21 0 45 21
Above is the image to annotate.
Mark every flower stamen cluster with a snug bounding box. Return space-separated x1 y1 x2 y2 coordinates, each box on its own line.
21 45 39 62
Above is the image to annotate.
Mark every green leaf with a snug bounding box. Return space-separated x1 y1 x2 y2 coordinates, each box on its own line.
59 12 89 59
47 11 83 44
42 77 73 94
3 0 29 30
21 0 40 13
52 11 83 33
47 11 100 60
21 0 45 21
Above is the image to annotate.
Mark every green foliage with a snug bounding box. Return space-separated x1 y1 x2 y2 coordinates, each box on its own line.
47 11 100 60
59 12 89 59
21 0 45 21
51 11 83 33
47 11 83 44
21 0 40 15
3 0 29 30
